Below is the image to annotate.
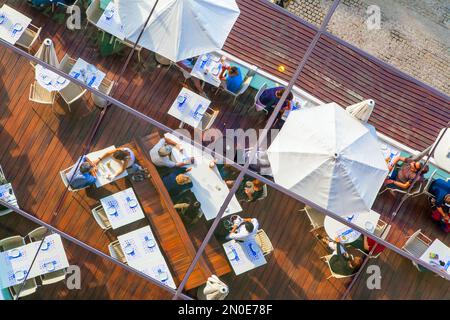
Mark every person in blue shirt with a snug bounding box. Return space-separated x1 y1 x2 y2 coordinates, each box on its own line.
430 179 450 233
66 156 97 190
258 86 293 114
429 179 450 206
219 66 243 94
162 167 193 200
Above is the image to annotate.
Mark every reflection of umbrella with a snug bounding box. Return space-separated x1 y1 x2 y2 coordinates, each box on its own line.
197 275 229 300
346 99 375 123
267 103 389 216
117 0 240 61
34 38 59 68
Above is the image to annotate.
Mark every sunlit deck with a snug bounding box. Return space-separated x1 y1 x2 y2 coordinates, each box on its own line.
0 0 449 300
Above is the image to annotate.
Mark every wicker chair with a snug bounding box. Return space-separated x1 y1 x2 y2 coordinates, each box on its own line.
108 240 127 264
254 229 274 256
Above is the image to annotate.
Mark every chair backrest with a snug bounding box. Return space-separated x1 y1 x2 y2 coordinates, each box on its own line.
92 206 111 230
235 75 253 97
60 165 88 192
201 108 219 131
29 82 54 104
254 83 268 105
86 0 102 25
304 206 325 230
41 269 66 285
27 226 48 243
93 79 114 108
322 254 355 279
59 82 87 105
254 229 274 256
59 54 75 74
423 169 438 195
108 240 126 263
0 236 25 251
402 229 431 258
9 279 37 299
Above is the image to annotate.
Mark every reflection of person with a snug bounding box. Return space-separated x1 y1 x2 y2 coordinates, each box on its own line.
162 167 193 198
174 192 202 225
93 147 137 179
258 86 293 114
66 156 97 189
219 66 243 94
226 215 259 241
149 137 193 168
236 178 265 202
384 156 428 190
318 236 363 276
431 194 450 233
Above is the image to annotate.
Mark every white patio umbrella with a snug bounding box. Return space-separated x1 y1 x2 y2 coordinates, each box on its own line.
117 0 240 62
267 103 389 216
34 38 59 68
346 99 375 123
197 275 229 300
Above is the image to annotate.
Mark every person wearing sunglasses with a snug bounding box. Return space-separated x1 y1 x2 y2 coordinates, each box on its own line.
384 156 429 190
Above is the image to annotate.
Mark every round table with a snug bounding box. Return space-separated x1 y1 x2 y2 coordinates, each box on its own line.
433 128 450 172
35 64 70 92
324 213 377 244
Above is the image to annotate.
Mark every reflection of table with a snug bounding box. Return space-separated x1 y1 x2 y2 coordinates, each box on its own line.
324 210 381 244
433 129 450 172
100 188 145 229
96 1 125 41
419 239 450 276
35 65 70 92
0 5 31 45
0 183 18 209
86 146 128 187
190 52 223 87
118 226 176 289
167 88 211 129
69 58 105 90
223 239 267 275
165 133 242 220
0 234 69 289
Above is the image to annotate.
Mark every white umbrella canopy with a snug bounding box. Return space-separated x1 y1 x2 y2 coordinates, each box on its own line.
117 0 240 62
34 38 59 68
267 103 389 216
346 99 375 123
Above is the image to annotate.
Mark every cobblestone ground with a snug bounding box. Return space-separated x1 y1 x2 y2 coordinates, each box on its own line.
276 0 450 95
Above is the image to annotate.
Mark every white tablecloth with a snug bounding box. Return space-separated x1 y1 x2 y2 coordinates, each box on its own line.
324 210 381 244
100 188 145 230
190 52 223 87
223 239 267 276
35 65 70 92
0 5 31 45
118 226 176 289
165 133 242 221
433 129 450 173
96 1 126 41
0 234 69 289
0 183 18 208
86 146 128 187
419 239 450 276
167 88 211 128
69 58 106 90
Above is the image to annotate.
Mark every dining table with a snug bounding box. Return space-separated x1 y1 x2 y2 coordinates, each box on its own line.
86 146 128 187
223 238 267 276
190 52 224 87
0 5 31 45
0 234 69 289
419 239 450 276
0 183 18 209
95 0 126 41
69 58 106 90
35 64 70 92
100 188 145 230
167 87 211 129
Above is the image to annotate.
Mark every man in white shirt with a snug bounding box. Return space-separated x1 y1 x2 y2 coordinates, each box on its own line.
149 137 193 168
227 216 259 241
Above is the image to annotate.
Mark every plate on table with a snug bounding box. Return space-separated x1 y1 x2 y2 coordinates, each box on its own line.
158 270 168 282
8 249 20 259
127 198 138 208
177 95 187 105
42 76 52 85
56 76 67 84
106 206 117 216
13 23 23 32
40 241 50 251
200 55 209 62
45 262 56 272
146 238 156 249
211 55 221 63
124 245 134 255
14 270 26 282
0 14 6 24
226 249 237 261
104 8 115 19
364 221 374 232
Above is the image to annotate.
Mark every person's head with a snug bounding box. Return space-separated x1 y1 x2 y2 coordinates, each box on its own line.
275 88 293 101
113 149 128 161
421 164 429 175
228 66 239 76
158 144 173 158
349 256 363 270
243 221 254 233
444 194 450 207
176 174 191 185
409 161 422 173
252 179 264 191
79 162 93 174
192 201 201 209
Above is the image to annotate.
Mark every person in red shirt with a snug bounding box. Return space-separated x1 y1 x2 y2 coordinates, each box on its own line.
350 235 386 255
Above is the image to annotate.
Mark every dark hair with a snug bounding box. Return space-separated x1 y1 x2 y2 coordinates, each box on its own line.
113 150 128 161
277 88 293 101
229 66 238 73
80 162 92 174
243 221 254 233
421 164 429 174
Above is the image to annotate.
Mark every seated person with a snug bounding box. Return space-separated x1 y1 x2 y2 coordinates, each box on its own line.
226 215 259 241
429 178 450 206
149 136 193 168
66 156 97 189
219 66 243 94
318 236 363 276
174 191 202 225
216 163 240 187
236 178 266 202
430 194 450 233
162 167 193 199
93 147 138 179
348 235 386 256
384 156 428 190
258 86 293 115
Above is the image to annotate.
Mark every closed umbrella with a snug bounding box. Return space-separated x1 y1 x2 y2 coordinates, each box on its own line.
267 103 389 216
197 275 229 300
34 38 59 68
346 99 375 123
117 0 240 62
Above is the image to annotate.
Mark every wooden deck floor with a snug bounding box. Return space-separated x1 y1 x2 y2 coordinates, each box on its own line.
0 0 449 300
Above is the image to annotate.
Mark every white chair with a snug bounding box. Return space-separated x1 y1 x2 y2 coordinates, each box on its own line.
25 226 48 243
114 38 143 63
86 0 103 27
254 83 268 113
41 269 67 285
29 82 56 106
16 24 42 53
59 165 91 192
321 254 355 279
92 78 114 108
299 205 325 232
369 225 391 259
59 54 77 74
373 218 388 237
228 74 254 105
423 169 438 198
200 108 219 131
58 82 87 111
402 229 432 271
108 240 127 264
0 235 25 252
254 229 273 256
9 279 38 299
91 205 112 231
